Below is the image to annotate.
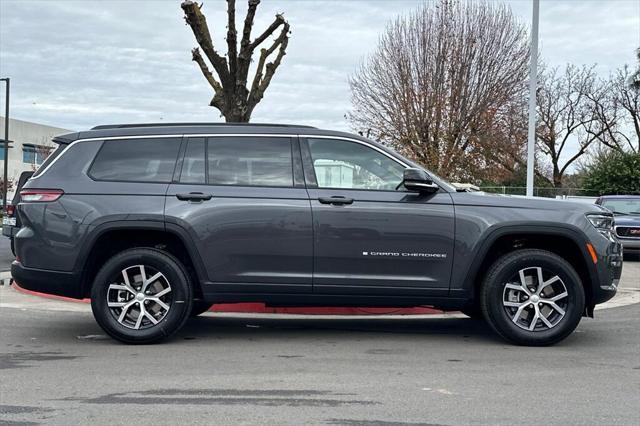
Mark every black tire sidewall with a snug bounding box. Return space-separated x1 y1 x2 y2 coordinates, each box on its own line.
481 250 585 346
91 248 193 344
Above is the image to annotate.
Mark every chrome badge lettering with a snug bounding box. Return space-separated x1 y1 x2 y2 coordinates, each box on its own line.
362 251 447 259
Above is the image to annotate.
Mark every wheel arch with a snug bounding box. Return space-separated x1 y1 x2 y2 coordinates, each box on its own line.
462 225 598 315
76 221 208 299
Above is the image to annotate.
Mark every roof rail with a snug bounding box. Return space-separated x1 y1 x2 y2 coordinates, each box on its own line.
90 122 317 130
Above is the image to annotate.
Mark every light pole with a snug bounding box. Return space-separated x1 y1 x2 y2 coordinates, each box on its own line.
526 0 539 197
0 77 9 211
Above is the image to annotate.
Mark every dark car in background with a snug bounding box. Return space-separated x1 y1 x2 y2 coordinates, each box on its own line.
596 195 640 256
11 123 623 345
2 171 34 255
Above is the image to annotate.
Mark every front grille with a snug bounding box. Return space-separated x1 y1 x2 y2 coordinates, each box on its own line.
616 226 640 238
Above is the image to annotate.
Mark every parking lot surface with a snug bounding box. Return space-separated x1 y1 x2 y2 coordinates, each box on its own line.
0 263 638 425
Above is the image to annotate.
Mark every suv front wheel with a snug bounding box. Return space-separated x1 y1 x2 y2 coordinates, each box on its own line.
480 249 585 346
91 248 193 344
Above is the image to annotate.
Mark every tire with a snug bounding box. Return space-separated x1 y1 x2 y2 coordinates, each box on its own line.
10 238 15 257
190 301 213 317
90 248 193 344
480 249 585 346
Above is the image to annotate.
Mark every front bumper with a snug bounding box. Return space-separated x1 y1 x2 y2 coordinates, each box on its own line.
11 261 83 299
590 236 623 306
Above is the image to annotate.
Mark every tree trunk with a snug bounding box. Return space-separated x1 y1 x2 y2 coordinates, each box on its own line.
553 167 563 188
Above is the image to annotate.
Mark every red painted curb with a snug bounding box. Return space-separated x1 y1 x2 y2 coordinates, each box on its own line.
11 281 444 315
13 282 90 303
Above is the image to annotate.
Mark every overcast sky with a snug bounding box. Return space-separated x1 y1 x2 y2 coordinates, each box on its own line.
0 0 638 133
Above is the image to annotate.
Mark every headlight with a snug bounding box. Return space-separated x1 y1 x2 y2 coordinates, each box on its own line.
586 213 614 236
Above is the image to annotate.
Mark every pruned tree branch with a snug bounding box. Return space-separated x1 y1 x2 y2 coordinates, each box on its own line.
181 0 290 122
248 21 290 112
191 48 223 92
182 0 230 85
226 0 238 79
249 13 286 51
191 48 225 111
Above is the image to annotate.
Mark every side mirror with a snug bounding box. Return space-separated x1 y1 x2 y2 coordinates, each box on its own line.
401 168 439 193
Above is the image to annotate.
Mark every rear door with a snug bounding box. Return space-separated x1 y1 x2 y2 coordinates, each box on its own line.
302 136 455 296
164 135 313 294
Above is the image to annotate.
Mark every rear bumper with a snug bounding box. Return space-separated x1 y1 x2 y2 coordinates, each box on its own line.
11 261 83 299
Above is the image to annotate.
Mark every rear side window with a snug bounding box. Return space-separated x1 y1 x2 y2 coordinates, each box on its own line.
207 137 293 187
90 138 180 183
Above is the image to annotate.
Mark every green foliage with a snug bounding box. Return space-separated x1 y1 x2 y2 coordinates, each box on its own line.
583 150 640 195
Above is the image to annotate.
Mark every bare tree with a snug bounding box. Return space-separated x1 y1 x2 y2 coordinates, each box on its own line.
583 66 639 154
181 0 290 122
630 48 640 90
536 65 608 187
348 0 530 182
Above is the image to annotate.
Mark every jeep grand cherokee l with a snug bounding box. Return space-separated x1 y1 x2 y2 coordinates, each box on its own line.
12 123 623 345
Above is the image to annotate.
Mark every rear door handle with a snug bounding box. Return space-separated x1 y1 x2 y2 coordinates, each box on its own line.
176 192 213 202
318 196 354 205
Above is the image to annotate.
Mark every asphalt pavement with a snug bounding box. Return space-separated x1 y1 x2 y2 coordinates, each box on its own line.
1 299 639 425
0 236 639 425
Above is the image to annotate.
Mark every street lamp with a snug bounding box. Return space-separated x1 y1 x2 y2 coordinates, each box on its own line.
0 77 9 211
526 0 540 197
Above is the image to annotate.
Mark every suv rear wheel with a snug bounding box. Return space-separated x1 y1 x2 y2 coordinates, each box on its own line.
90 248 193 344
480 249 585 346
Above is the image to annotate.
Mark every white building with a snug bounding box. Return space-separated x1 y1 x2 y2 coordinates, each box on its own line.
0 116 73 199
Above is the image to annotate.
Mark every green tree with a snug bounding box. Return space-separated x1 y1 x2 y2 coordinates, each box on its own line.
583 150 640 195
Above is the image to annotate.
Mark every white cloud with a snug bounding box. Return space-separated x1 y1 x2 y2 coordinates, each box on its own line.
0 0 638 133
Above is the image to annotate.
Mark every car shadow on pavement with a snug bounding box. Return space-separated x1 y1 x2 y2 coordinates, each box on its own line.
177 315 502 344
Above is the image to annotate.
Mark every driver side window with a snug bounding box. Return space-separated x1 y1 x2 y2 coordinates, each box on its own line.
307 138 405 191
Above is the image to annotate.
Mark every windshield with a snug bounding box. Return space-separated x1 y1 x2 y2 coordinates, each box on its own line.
601 199 640 215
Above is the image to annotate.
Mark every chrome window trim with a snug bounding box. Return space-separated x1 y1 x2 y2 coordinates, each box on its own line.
33 133 410 179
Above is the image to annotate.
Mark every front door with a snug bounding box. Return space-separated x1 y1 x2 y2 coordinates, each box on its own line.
165 135 313 294
302 137 455 296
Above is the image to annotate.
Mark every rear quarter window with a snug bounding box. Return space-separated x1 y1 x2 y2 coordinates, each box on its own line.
31 145 65 178
89 138 180 183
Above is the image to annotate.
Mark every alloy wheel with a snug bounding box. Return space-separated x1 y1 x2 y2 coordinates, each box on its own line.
106 265 172 330
502 266 569 332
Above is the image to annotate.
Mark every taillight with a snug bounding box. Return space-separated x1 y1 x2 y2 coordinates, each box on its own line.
6 205 15 216
20 189 64 202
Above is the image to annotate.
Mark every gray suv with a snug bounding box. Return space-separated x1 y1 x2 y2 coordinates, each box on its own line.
12 123 623 345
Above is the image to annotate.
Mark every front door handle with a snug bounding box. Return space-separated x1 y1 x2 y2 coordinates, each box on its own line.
176 192 213 202
318 196 354 205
